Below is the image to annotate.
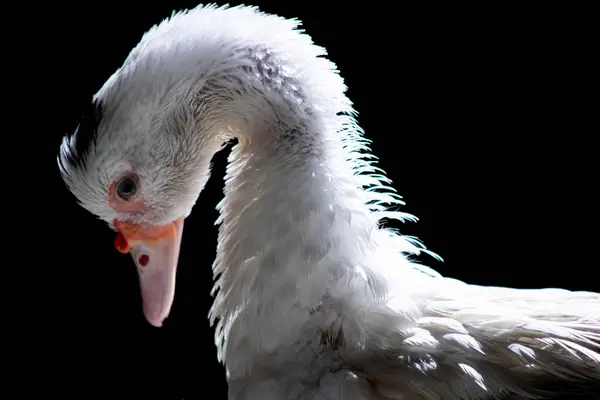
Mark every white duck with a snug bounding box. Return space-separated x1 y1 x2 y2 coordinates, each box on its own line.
57 4 600 399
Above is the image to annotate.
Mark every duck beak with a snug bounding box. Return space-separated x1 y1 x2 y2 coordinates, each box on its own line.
113 217 184 327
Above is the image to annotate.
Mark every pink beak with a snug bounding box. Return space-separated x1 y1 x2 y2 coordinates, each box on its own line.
113 218 184 327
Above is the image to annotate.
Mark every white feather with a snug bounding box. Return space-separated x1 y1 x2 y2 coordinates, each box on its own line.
58 4 600 399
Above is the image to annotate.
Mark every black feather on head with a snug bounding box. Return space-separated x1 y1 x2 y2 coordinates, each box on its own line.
59 98 104 171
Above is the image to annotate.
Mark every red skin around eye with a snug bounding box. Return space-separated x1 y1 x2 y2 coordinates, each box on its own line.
108 182 146 212
108 180 179 254
109 180 153 254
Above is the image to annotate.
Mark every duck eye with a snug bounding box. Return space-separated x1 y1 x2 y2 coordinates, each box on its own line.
116 177 138 200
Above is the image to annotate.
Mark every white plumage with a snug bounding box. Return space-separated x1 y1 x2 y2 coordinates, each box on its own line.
58 4 600 399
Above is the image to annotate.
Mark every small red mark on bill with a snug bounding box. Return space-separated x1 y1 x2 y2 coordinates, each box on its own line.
138 254 150 267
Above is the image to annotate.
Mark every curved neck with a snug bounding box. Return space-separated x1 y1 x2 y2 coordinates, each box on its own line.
194 65 391 372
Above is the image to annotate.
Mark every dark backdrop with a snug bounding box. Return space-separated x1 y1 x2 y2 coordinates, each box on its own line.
8 1 595 398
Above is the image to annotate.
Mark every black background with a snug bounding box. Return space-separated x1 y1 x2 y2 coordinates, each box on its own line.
7 1 596 398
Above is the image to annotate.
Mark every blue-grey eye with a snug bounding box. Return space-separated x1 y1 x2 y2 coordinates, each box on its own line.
116 177 137 200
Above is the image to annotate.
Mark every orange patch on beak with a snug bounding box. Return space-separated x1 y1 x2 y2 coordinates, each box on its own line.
113 220 178 254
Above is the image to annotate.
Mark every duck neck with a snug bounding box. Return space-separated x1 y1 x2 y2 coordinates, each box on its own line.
204 77 390 370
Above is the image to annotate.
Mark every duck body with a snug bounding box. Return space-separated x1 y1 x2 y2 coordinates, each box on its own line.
58 5 600 399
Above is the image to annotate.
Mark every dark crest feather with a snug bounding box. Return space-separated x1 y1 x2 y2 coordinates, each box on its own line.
60 98 104 171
